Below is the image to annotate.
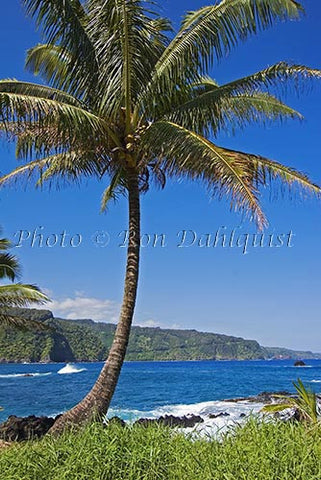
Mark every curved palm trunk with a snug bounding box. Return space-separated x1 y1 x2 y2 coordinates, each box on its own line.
50 169 140 435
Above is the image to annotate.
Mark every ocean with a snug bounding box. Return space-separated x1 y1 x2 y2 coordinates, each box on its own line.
1 359 320 434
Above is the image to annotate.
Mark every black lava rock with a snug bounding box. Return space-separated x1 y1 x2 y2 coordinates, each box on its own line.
208 412 230 419
0 414 58 441
255 391 292 404
135 414 204 428
294 360 306 367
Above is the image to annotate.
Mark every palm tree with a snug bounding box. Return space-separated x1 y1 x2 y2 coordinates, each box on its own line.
0 230 50 329
0 0 320 434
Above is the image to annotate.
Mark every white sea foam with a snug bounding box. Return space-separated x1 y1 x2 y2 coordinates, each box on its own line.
57 363 86 374
309 379 321 383
0 372 52 378
109 399 264 438
292 365 313 368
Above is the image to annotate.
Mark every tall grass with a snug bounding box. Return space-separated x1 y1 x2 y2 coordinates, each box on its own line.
1 420 321 479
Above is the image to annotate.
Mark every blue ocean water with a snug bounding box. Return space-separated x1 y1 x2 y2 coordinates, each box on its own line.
0 360 321 423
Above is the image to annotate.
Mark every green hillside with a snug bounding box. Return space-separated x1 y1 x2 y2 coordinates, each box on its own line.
0 309 319 362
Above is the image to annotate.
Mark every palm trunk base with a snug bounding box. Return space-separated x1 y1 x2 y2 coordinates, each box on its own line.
49 361 117 435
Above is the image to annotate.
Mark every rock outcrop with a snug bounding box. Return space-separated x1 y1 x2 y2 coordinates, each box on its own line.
294 360 306 367
0 415 59 441
134 414 204 428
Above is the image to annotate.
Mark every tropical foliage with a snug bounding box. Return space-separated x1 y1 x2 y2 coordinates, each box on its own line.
0 0 320 431
0 307 264 362
0 231 49 330
0 1 320 223
262 378 320 424
2 308 319 363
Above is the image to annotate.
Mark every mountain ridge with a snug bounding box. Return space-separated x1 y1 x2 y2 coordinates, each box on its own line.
0 308 320 362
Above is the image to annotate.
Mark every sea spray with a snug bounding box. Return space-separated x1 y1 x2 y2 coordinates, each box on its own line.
57 364 87 374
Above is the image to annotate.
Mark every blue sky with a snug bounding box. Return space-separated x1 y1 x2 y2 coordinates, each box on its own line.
1 0 321 351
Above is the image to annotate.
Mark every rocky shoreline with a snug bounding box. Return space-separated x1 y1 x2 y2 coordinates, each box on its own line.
0 391 307 443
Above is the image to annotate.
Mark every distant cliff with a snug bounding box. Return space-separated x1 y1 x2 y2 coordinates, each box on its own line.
0 308 319 362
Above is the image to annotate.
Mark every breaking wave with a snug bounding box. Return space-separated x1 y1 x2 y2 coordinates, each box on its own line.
0 372 52 378
108 399 264 437
57 363 87 374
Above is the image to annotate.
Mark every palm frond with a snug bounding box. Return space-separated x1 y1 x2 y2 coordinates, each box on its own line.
195 63 321 97
0 90 118 148
193 75 219 90
144 120 320 228
37 151 105 184
13 125 71 160
0 157 56 187
0 230 51 331
138 0 304 111
168 91 302 136
0 238 11 252
0 120 100 161
120 0 132 131
294 379 318 423
89 0 170 119
0 231 18 282
23 0 98 97
0 312 51 331
0 80 82 107
143 120 267 228
26 43 76 92
262 379 319 424
0 152 105 188
168 0 303 72
0 253 21 281
252 156 321 196
262 402 293 413
101 169 125 212
155 61 321 125
0 312 53 332
0 283 49 308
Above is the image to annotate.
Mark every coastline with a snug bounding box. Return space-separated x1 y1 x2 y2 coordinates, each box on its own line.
0 357 316 364
1 359 320 428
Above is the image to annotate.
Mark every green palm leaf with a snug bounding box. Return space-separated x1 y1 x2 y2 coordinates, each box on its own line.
0 253 21 282
0 230 51 331
23 0 98 97
0 89 121 151
0 80 82 107
144 120 320 228
88 0 170 120
165 0 303 72
0 91 103 139
0 238 11 251
26 43 73 90
0 152 104 188
0 158 54 186
138 0 304 110
143 120 267 228
201 62 321 96
0 312 50 331
0 284 48 308
252 156 321 195
153 62 321 125
262 379 319 424
168 92 302 136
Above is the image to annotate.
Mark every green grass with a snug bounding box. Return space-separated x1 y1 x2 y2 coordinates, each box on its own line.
1 420 321 479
